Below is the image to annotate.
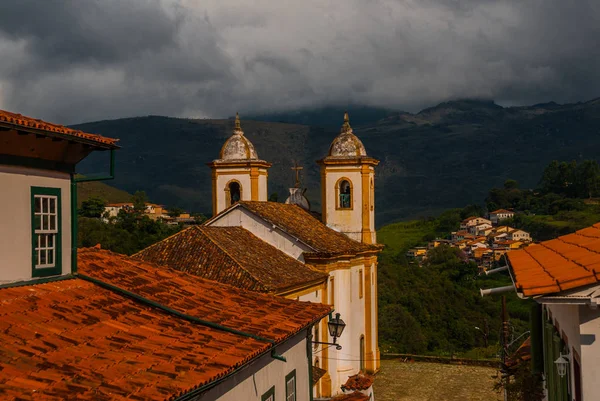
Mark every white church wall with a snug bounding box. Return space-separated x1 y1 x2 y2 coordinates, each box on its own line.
209 208 313 261
323 168 363 241
258 174 268 201
215 169 252 213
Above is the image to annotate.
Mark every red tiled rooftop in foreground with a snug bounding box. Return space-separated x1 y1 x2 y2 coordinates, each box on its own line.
78 248 331 342
0 249 331 400
0 109 118 147
507 223 600 296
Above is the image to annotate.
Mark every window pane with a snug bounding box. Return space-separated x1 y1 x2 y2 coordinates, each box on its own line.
34 215 41 231
49 198 56 214
50 215 56 230
40 250 47 265
42 198 48 213
47 235 53 247
35 197 41 213
47 249 54 265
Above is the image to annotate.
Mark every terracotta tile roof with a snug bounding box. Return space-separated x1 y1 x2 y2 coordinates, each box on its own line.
0 109 118 148
332 392 370 401
79 248 331 341
312 365 328 385
133 226 327 293
491 209 514 214
341 373 374 391
0 249 331 400
220 201 381 257
507 223 600 296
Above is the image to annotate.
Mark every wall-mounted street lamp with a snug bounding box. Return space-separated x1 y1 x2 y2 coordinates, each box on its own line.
312 313 346 350
555 353 570 378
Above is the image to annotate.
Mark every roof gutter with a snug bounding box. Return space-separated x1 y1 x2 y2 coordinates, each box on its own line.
70 149 116 274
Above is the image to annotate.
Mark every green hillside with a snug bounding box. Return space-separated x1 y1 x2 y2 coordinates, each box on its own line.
73 97 600 225
76 180 133 206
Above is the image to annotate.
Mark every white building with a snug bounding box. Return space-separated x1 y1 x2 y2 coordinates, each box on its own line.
489 209 515 225
506 223 600 401
0 109 339 401
461 216 492 230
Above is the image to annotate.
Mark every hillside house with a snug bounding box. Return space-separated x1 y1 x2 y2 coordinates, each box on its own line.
0 109 333 401
489 209 515 224
406 247 428 258
469 222 493 236
104 202 166 220
508 228 531 242
460 216 492 230
506 223 600 401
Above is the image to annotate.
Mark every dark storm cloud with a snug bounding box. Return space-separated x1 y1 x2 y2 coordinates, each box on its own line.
0 0 599 124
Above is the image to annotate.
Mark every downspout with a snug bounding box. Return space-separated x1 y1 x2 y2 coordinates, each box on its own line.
307 326 314 401
71 149 116 274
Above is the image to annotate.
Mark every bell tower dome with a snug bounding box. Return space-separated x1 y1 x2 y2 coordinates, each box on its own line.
317 112 378 244
207 113 271 216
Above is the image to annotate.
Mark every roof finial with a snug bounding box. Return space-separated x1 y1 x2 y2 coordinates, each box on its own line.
341 111 352 133
234 112 243 134
291 160 304 188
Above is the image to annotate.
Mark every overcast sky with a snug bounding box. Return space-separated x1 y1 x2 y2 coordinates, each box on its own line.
1 0 599 124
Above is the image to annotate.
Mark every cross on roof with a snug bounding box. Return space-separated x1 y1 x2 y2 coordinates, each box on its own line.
291 161 303 188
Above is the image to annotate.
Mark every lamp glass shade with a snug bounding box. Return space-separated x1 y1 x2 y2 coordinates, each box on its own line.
554 355 569 378
328 313 346 338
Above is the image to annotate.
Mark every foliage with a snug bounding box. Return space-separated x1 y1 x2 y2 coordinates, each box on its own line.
268 193 279 202
79 196 107 218
76 179 132 207
167 207 185 218
495 363 545 401
78 192 183 255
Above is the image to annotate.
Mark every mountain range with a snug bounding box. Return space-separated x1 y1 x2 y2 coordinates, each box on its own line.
75 98 600 226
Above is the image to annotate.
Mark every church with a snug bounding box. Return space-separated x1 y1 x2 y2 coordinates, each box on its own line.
136 112 383 398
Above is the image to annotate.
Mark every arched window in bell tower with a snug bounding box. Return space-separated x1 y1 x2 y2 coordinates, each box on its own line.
336 178 352 209
226 180 242 207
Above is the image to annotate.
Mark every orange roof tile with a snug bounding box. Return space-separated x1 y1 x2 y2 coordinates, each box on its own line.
0 109 118 148
341 373 374 391
332 392 370 401
0 249 331 400
213 201 382 258
507 223 600 296
491 209 514 214
79 248 331 342
133 226 327 293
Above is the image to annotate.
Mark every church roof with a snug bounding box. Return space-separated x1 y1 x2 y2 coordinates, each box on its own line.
327 112 367 158
218 113 259 160
222 201 382 258
134 226 327 293
0 248 331 400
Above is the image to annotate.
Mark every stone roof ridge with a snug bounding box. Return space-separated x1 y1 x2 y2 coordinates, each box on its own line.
197 226 270 291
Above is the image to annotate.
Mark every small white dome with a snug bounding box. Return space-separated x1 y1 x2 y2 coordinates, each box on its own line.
328 112 367 157
219 113 259 160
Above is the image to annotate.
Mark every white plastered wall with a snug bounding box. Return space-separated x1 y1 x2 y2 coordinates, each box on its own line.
0 165 72 283
215 168 252 214
258 173 268 201
323 165 376 243
200 331 311 401
208 208 312 261
578 305 600 400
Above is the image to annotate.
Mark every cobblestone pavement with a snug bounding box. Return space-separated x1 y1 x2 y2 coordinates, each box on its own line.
373 360 503 401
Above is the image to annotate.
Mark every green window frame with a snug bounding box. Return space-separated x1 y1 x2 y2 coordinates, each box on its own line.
262 386 275 401
31 187 62 277
285 369 296 401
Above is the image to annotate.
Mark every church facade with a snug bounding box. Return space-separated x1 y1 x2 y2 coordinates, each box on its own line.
137 113 382 398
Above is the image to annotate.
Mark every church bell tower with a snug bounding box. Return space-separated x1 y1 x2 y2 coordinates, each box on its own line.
207 113 271 216
318 113 378 244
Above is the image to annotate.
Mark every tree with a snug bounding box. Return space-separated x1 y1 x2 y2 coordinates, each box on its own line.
79 197 107 218
192 213 207 224
167 207 185 218
268 192 279 202
504 179 519 190
132 191 148 215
